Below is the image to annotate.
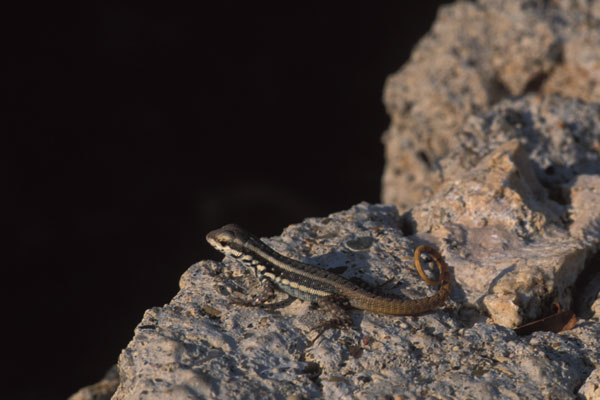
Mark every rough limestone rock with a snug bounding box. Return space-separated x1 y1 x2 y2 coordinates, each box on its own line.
382 0 600 210
409 95 600 328
110 199 600 399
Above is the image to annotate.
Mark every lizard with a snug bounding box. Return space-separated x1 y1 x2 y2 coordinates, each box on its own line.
206 224 451 330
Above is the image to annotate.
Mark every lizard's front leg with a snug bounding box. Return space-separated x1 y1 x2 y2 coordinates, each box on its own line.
230 278 277 307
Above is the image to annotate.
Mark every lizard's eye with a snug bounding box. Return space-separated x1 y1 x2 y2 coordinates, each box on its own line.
216 233 234 246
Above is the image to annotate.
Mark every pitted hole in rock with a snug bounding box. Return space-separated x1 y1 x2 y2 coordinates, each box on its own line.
417 151 431 168
301 361 322 382
523 71 549 94
398 212 417 237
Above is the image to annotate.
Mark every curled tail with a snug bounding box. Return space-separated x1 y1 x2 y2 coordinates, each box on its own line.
348 245 451 315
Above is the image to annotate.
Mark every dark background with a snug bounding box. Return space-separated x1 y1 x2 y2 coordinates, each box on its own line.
8 2 450 398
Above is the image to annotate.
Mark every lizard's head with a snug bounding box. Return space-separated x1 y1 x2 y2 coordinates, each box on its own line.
206 224 250 258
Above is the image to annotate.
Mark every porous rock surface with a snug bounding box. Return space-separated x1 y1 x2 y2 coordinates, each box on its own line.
110 199 600 399
382 0 600 210
410 96 600 329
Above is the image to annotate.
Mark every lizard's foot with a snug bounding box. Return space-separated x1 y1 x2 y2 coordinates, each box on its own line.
229 278 276 307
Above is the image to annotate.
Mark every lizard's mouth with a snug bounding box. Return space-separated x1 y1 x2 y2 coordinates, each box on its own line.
206 237 222 250
207 237 243 258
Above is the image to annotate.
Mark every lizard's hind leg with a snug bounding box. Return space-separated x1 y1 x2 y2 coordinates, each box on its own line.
311 295 354 340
